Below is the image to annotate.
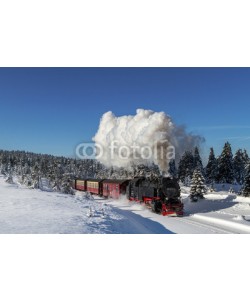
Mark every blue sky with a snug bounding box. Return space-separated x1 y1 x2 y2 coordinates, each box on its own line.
0 68 250 161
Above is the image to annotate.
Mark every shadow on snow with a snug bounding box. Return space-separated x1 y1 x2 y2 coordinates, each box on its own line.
183 194 238 216
86 206 174 234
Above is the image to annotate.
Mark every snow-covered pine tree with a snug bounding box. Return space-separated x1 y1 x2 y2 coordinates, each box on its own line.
242 149 250 179
233 149 246 185
217 142 235 184
178 151 195 185
60 174 75 195
205 147 217 184
118 167 130 179
190 168 207 202
242 164 250 197
96 164 109 179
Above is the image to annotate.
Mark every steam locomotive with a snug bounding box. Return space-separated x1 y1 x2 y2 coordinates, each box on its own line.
72 177 183 217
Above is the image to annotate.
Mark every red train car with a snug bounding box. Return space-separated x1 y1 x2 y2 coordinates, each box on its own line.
102 180 129 199
86 179 104 195
74 179 87 191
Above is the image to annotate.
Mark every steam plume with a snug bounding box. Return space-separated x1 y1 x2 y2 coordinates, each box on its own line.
93 109 204 173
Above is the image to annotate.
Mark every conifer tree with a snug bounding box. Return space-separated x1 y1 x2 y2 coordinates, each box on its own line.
243 149 249 164
178 151 194 185
205 147 217 184
242 164 250 197
193 147 204 172
242 163 250 197
242 149 249 179
61 175 75 195
190 168 207 201
217 142 234 184
233 149 245 185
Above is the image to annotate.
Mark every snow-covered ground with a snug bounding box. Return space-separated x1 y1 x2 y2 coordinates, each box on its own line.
0 175 171 234
1 175 250 234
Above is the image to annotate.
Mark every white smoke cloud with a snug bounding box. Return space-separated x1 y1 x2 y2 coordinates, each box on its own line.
93 109 204 173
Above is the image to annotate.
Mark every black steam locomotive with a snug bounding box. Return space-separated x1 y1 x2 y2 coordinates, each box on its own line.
126 177 183 217
73 176 183 217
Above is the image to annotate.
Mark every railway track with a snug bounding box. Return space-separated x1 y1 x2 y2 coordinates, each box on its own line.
177 215 238 234
173 211 250 234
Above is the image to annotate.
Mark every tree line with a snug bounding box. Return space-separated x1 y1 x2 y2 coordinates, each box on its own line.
0 142 250 198
175 142 250 199
177 143 249 185
0 150 103 194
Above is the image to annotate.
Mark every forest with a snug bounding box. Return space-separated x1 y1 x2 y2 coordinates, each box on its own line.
1 142 250 197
